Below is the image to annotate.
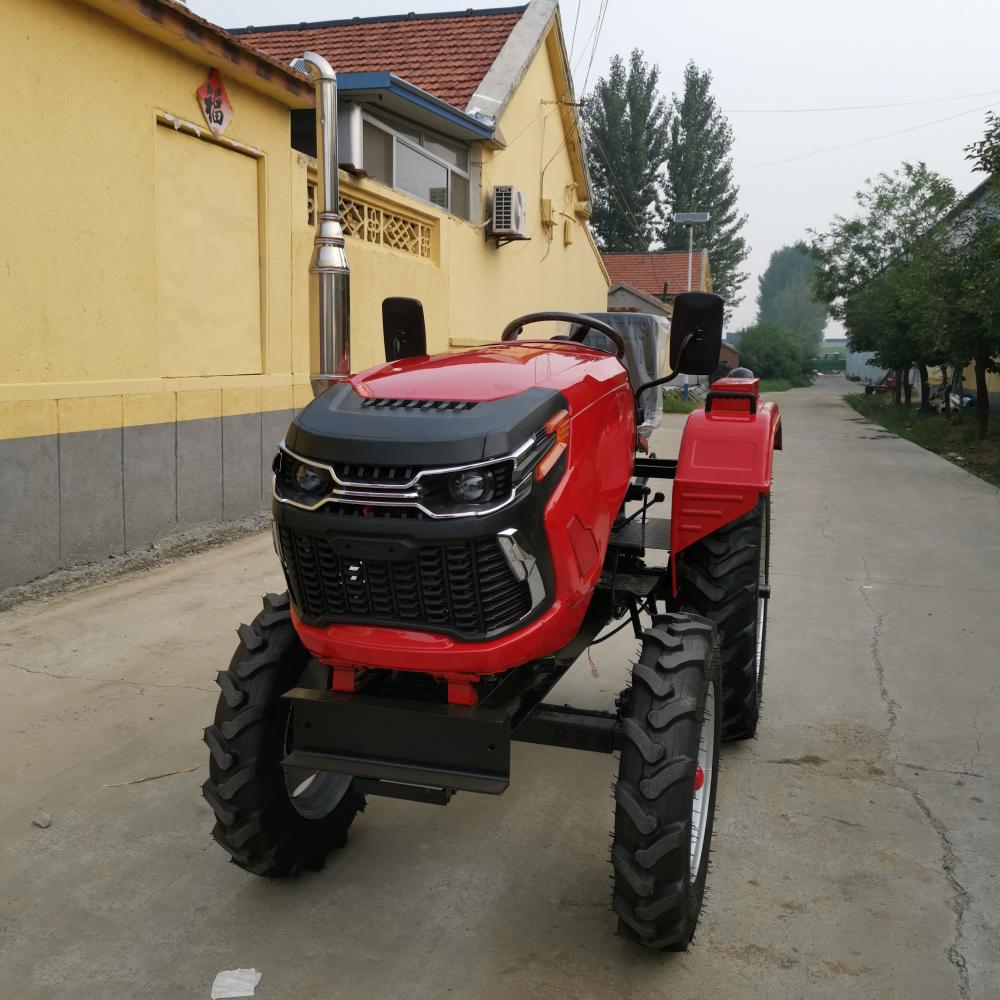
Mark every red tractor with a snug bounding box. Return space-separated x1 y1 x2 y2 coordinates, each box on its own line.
202 53 780 951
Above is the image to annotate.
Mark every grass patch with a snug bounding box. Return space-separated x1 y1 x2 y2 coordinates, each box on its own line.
846 393 1000 488
759 376 814 393
662 392 700 414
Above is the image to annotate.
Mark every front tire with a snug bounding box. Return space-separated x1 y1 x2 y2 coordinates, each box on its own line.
612 613 722 951
202 592 364 876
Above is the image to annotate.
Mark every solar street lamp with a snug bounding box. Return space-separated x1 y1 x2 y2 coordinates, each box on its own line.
672 212 710 398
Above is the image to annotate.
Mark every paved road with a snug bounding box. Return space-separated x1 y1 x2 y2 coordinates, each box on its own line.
1 378 997 999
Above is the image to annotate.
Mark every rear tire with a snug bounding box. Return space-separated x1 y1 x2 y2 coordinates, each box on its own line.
612 613 721 951
678 495 770 741
202 592 364 876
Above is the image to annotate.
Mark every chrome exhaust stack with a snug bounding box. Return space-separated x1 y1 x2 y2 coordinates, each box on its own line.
299 51 350 394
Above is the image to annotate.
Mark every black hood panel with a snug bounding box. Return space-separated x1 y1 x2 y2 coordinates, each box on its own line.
286 383 567 466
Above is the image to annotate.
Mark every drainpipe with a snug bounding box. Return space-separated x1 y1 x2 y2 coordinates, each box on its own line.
299 51 350 394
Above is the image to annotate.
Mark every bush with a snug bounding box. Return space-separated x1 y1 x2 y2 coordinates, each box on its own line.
734 322 814 382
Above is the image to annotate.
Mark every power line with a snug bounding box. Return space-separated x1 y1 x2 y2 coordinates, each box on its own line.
580 0 609 96
568 0 582 60
725 89 1000 114
745 102 998 168
587 132 647 243
571 0 605 74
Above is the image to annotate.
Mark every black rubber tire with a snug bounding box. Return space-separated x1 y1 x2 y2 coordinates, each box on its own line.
612 613 721 951
202 592 364 876
678 495 770 741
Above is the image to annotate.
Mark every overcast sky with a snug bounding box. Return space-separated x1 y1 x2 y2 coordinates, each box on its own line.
193 0 1000 333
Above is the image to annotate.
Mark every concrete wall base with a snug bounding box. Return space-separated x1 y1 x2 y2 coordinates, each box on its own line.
0 408 292 591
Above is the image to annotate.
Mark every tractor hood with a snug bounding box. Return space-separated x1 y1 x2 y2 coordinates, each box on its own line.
350 342 608 402
285 378 567 467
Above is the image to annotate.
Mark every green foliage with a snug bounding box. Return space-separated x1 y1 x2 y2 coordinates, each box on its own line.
756 243 827 354
582 51 671 251
658 62 749 308
733 322 814 382
807 162 957 321
847 392 1000 488
758 376 814 392
662 391 699 413
966 110 1000 175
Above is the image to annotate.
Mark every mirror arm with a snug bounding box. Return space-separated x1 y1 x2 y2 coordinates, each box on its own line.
635 333 694 400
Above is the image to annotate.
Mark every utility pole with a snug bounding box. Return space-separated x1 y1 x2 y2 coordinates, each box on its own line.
673 212 710 398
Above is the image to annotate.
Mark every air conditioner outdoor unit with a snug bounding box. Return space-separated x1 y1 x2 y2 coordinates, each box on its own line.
491 185 528 240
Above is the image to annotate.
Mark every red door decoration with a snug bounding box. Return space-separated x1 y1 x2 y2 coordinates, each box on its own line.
197 69 233 137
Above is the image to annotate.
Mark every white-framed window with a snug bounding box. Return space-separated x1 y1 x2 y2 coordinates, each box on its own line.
361 111 471 221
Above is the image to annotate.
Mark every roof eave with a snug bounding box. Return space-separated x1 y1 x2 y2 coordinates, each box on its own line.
467 0 592 205
78 0 314 108
339 73 495 142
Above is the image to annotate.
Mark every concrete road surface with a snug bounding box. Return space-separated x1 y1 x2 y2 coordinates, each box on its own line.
1 378 998 999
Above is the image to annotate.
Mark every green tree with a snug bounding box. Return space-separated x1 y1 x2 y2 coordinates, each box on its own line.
734 322 813 382
582 50 671 251
965 110 1000 174
658 62 749 307
808 162 956 320
756 243 827 354
809 163 957 407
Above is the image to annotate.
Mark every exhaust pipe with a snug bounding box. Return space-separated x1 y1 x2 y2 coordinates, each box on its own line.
300 51 350 394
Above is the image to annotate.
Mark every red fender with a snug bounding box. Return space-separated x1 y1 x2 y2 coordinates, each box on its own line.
670 377 781 594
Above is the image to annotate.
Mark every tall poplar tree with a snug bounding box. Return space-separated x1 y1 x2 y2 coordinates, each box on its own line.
659 62 749 307
756 243 828 353
582 50 671 251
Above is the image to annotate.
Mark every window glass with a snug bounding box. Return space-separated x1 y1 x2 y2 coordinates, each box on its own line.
450 172 470 220
424 136 468 171
362 121 393 185
397 143 448 209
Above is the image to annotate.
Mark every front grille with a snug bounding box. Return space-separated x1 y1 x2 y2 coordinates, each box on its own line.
278 527 532 639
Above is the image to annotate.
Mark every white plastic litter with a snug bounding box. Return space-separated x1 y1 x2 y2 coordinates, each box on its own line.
211 968 262 999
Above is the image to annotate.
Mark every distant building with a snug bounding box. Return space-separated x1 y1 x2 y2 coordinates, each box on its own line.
601 251 712 313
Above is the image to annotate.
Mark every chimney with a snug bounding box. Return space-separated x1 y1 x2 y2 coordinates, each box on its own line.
298 52 350 394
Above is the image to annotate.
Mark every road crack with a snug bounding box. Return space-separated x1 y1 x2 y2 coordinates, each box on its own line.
2 660 215 695
854 551 971 1000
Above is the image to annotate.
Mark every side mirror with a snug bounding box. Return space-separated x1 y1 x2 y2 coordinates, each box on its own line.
669 292 724 375
382 297 427 362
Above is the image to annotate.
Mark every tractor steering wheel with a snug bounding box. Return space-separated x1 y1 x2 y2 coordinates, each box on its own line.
500 312 626 360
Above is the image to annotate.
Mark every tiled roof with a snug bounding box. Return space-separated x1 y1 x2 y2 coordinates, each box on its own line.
230 7 527 111
602 251 706 299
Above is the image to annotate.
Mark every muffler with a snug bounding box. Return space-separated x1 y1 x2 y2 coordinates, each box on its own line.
299 51 350 394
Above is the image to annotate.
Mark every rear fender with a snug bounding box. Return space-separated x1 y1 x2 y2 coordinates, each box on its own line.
670 382 780 594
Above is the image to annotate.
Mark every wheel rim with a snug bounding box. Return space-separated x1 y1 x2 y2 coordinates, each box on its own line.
689 680 716 880
285 767 352 821
282 662 352 821
756 498 771 685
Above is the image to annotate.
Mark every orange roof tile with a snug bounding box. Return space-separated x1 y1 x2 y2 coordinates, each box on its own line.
231 7 527 111
602 251 706 299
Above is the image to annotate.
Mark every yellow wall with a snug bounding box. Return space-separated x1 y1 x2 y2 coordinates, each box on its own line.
0 3 608 435
0 0 297 431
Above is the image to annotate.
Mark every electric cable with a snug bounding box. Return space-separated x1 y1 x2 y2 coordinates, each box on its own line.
568 0 583 60
725 89 1000 114
745 101 998 168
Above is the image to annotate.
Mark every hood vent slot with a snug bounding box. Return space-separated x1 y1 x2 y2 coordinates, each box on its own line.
361 398 479 412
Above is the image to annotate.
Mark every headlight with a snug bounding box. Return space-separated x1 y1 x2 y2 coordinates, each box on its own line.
294 461 329 493
449 468 496 504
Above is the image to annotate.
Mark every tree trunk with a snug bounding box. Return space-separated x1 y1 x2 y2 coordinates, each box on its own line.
902 369 912 408
974 354 990 440
918 364 931 411
940 366 951 417
892 369 903 405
